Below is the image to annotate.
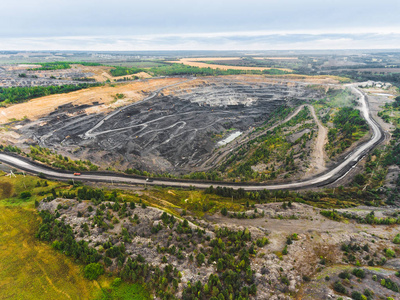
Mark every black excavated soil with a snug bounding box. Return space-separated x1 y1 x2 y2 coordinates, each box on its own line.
22 80 324 174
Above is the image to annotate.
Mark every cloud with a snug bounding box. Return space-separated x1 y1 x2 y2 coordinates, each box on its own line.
1 32 399 51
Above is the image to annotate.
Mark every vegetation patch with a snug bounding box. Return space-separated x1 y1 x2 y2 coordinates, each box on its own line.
0 83 103 106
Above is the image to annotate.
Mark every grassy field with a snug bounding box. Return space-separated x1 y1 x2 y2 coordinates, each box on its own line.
0 173 150 300
142 187 245 217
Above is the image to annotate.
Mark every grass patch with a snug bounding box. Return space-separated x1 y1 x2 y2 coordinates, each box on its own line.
0 205 103 299
95 281 150 300
0 171 64 207
144 187 245 217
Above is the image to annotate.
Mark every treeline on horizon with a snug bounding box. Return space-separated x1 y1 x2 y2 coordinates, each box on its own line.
0 83 103 105
149 63 290 76
28 61 102 71
108 63 290 77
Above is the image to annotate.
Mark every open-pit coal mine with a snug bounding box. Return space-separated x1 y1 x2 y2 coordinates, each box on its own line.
20 78 325 174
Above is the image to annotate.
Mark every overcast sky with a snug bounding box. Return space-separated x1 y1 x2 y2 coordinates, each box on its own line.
1 0 399 50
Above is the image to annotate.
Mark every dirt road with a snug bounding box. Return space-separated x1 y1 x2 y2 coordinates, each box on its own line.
308 105 327 174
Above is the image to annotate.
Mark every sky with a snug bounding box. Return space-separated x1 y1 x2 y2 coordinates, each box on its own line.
1 0 399 50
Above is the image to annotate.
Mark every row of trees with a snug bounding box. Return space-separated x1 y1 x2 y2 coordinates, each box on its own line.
0 83 102 105
28 61 102 71
110 66 144 77
150 64 257 76
322 209 400 225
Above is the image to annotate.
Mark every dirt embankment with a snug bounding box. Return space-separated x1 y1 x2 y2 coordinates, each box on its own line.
73 65 151 82
0 77 187 124
169 57 293 72
305 105 328 175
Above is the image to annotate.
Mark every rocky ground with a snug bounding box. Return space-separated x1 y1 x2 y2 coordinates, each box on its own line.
38 196 400 299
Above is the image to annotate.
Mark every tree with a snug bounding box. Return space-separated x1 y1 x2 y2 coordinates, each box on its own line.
196 253 205 266
84 263 104 280
354 174 366 185
20 191 31 199
221 207 228 216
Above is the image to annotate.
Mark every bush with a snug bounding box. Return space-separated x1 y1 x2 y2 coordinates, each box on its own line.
84 263 104 280
385 248 395 258
393 234 400 244
352 268 365 279
111 277 122 287
333 280 347 294
20 191 32 199
339 270 351 280
220 207 228 216
196 253 205 266
350 291 362 300
256 237 269 247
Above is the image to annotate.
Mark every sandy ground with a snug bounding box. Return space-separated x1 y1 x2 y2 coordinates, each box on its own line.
72 65 114 81
3 64 41 71
253 57 299 60
109 71 152 81
169 58 293 72
72 65 150 82
223 74 347 85
365 88 396 134
0 77 187 123
305 105 328 176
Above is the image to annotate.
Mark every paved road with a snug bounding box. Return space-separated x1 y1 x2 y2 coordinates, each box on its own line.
0 85 384 191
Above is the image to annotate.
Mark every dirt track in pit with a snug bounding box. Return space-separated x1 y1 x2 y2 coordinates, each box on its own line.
83 77 197 139
0 81 385 191
306 105 328 175
17 76 324 174
196 104 328 175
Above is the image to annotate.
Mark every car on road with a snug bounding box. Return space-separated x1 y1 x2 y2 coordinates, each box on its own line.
73 172 81 176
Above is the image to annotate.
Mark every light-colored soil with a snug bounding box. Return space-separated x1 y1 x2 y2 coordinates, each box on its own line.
253 57 299 60
169 58 293 72
224 74 348 85
305 105 328 176
179 57 242 61
365 89 396 134
3 64 41 70
0 77 187 124
109 71 152 81
72 65 114 81
72 65 150 82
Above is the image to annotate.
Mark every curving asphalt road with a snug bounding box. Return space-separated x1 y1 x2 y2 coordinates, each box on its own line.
0 85 384 191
